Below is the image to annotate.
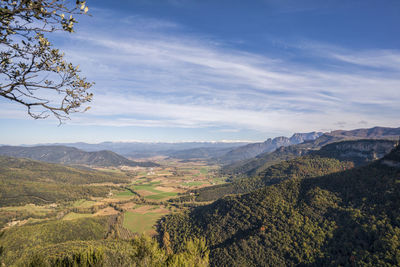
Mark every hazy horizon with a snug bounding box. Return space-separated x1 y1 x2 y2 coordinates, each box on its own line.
3 125 399 146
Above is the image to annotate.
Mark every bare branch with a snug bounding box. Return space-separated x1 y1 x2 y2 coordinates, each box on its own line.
0 0 93 123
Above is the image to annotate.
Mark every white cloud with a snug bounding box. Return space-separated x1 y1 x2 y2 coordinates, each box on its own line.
2 13 400 136
331 50 400 71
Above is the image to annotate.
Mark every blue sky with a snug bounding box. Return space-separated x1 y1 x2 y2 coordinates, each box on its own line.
1 0 400 144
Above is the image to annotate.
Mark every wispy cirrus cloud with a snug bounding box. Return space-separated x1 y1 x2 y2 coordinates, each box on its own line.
2 9 399 136
331 50 400 71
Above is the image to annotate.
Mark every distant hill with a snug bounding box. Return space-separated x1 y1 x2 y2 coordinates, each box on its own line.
222 126 400 177
45 141 249 157
0 145 158 167
159 144 400 266
0 156 133 207
215 132 323 164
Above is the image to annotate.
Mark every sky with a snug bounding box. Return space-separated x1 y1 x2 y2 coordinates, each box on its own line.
1 0 400 144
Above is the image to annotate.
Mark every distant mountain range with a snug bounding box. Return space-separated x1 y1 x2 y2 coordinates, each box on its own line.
222 126 400 177
39 141 250 158
8 126 400 167
215 132 323 164
0 146 158 167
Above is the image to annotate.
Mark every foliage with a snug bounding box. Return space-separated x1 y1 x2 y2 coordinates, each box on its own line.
158 146 400 266
0 156 131 184
0 216 110 265
0 145 159 167
0 0 93 121
1 227 209 266
174 156 353 202
0 156 132 206
0 203 59 229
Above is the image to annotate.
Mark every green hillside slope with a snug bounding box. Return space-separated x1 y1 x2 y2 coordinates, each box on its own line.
0 216 111 266
176 156 353 202
0 145 158 167
158 145 400 266
176 139 396 203
0 156 132 207
0 216 209 267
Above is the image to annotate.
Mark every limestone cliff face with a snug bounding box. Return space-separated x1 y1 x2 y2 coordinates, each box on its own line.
289 132 323 144
313 139 399 165
218 132 322 164
327 126 400 139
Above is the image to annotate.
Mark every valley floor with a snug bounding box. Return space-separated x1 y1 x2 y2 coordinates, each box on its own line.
0 158 226 236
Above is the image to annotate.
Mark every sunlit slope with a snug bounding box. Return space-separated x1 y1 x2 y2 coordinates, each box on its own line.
159 145 400 266
0 145 158 167
0 156 132 206
176 156 353 202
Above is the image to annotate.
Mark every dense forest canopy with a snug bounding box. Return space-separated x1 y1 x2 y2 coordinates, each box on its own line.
158 145 400 266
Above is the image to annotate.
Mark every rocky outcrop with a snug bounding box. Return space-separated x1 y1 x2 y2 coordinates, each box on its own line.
313 139 399 166
217 132 323 164
327 126 400 139
289 132 323 144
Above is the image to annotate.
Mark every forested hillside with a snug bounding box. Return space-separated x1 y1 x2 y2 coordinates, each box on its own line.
178 139 396 202
0 156 133 207
175 156 353 203
158 145 400 266
0 146 158 167
0 216 209 266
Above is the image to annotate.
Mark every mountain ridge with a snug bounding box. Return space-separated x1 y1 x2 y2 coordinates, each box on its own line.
37 141 250 157
0 145 157 167
222 126 400 177
215 131 323 164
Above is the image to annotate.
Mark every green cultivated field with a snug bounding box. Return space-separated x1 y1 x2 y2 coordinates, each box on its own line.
131 182 161 193
145 192 177 200
113 189 136 199
63 212 94 220
199 167 208 174
0 156 223 265
0 204 54 216
184 181 206 187
123 211 165 234
73 199 97 208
